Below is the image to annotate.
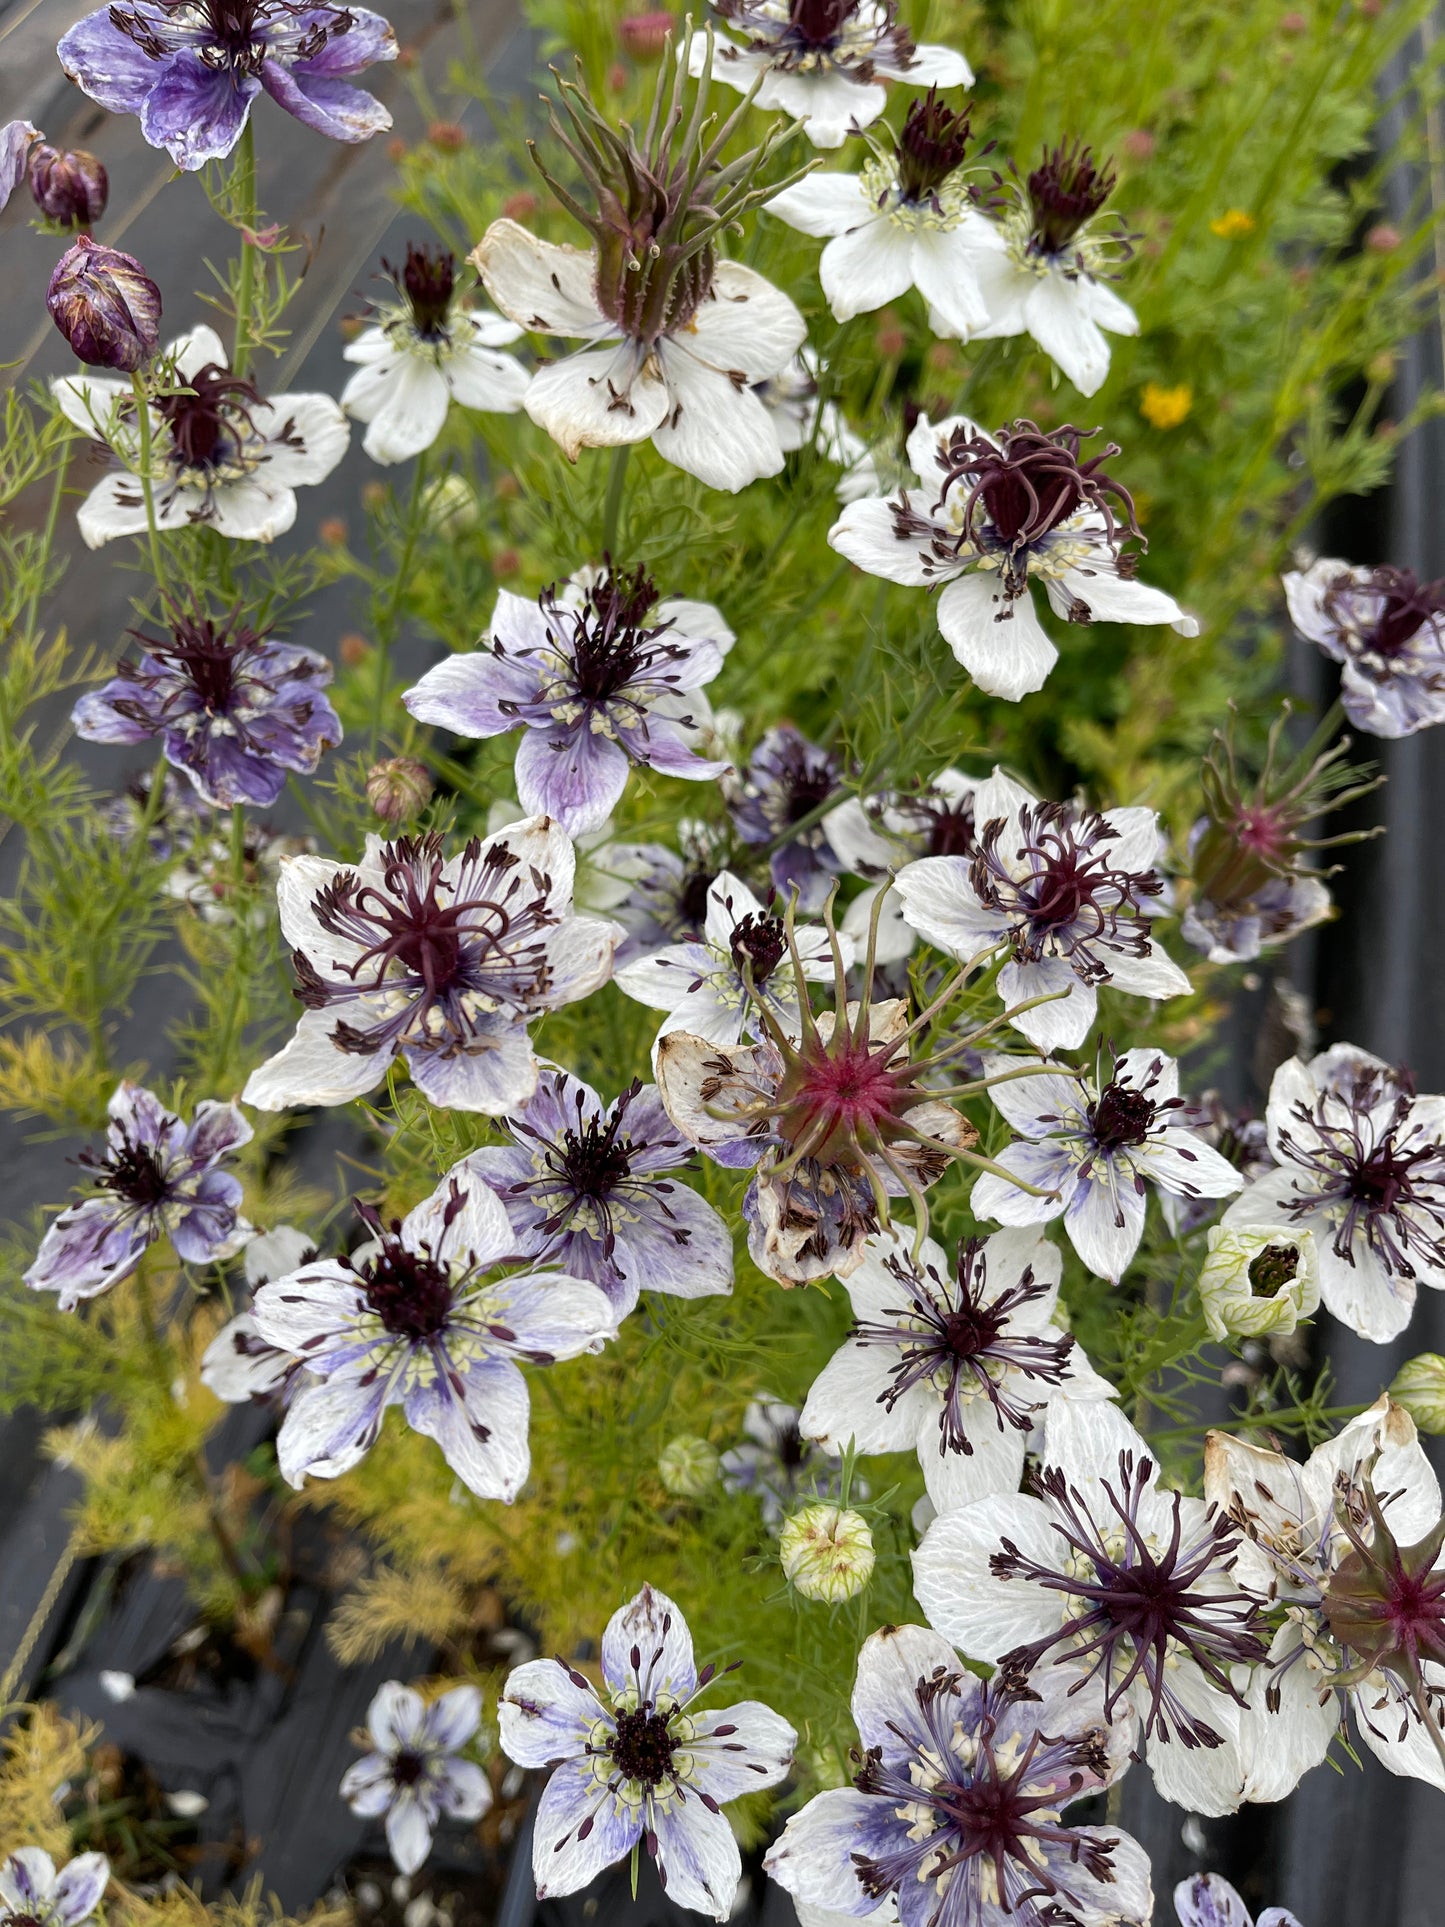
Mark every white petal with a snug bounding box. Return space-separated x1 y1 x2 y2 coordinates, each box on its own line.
526 343 668 460
819 219 917 322
828 495 946 588
242 1009 393 1110
470 220 607 336
766 173 873 238
800 1340 921 1457
344 356 450 464
653 342 786 492
682 260 808 382
937 574 1058 699
445 341 530 412
1021 274 1111 397
911 1493 1064 1655
909 227 990 338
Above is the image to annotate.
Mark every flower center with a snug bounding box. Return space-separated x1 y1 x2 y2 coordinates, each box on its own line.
1332 564 1445 660
895 90 973 204
923 797 976 858
774 1026 913 1166
356 1224 456 1340
677 863 719 934
1276 1086 1445 1277
392 1748 427 1786
1248 1243 1300 1298
609 1706 677 1786
392 241 456 340
87 1128 172 1209
969 803 1162 975
790 0 855 44
110 0 355 72
1324 1481 1445 1690
729 910 788 986
154 363 264 471
1086 1080 1157 1150
543 565 679 706
1026 139 1116 257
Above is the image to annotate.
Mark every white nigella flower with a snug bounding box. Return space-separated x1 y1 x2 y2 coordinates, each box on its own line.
341 242 528 464
1283 556 1445 740
753 349 867 473
962 140 1138 397
894 766 1190 1050
824 766 978 965
972 1048 1244 1282
470 49 805 493
913 1397 1271 1816
615 869 842 1052
1221 1043 1445 1343
1205 1394 1445 1799
1175 1874 1303 1927
800 1225 1115 1512
53 324 348 547
0 1851 109 1927
340 1680 491 1874
691 3 972 150
830 413 1198 701
767 92 992 336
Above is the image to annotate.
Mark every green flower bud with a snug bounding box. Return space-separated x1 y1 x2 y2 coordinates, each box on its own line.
1198 1224 1320 1342
658 1434 719 1497
779 1504 874 1603
1390 1355 1445 1435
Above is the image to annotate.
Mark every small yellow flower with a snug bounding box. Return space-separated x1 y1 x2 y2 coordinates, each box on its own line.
1140 382 1193 430
1210 208 1257 239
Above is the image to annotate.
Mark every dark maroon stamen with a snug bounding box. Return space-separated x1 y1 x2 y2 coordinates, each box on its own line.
536 563 683 707
154 362 265 470
895 89 973 203
386 242 456 340
350 1196 457 1340
391 1749 427 1786
609 1707 678 1786
729 910 788 986
110 0 354 73
1026 139 1116 257
969 803 1162 978
84 1129 173 1209
1328 565 1445 660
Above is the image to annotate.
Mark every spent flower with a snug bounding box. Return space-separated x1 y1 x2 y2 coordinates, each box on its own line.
1175 1875 1302 1927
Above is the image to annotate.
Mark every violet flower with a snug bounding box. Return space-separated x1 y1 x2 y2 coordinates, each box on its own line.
58 0 397 172
1176 1875 1303 1927
458 1068 733 1318
25 1082 253 1311
720 1395 846 1529
725 724 842 913
1284 557 1445 739
251 1166 617 1499
588 819 735 963
341 1680 490 1874
0 1852 110 1927
241 818 619 1114
404 566 733 836
763 1624 1151 1927
823 766 977 965
971 1047 1243 1282
72 604 341 808
499 1584 795 1918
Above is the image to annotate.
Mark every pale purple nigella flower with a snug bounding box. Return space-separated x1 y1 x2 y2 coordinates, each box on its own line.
588 819 734 964
830 414 1198 701
404 566 732 836
913 1397 1271 1815
971 1047 1244 1282
763 1622 1151 1927
25 1081 253 1311
341 1679 490 1874
457 1068 733 1318
1221 1043 1445 1343
800 1225 1115 1513
201 1225 316 1403
1176 1874 1303 1927
72 603 341 808
824 766 977 965
614 869 840 1053
1159 1090 1270 1238
57 0 397 173
52 325 349 548
721 1396 846 1529
1206 1394 1445 1800
499 1583 795 1917
341 242 528 465
896 766 1190 1051
724 724 842 912
251 1166 617 1498
0 121 39 210
0 1850 109 1927
1284 557 1445 739
1181 820 1331 966
753 349 867 475
767 92 992 336
691 4 972 150
242 818 619 1114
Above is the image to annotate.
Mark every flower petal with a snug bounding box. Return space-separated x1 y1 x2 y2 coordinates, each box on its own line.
471 220 608 336
937 573 1058 699
500 1657 599 1767
601 1584 697 1701
139 53 260 169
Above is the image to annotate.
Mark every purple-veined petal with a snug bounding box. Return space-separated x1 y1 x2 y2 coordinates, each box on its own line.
500 1657 600 1767
139 53 260 169
600 1584 696 1701
258 61 392 142
533 1758 642 1897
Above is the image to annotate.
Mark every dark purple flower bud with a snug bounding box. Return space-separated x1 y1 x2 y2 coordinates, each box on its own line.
47 236 160 372
27 143 108 227
366 755 434 824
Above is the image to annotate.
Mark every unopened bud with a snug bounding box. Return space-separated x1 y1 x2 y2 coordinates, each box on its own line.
366 756 433 824
428 121 467 152
658 1435 719 1497
780 1503 874 1603
1391 1355 1445 1435
1198 1224 1320 1341
27 143 108 227
619 11 674 60
1366 223 1402 254
47 237 160 372
339 632 370 667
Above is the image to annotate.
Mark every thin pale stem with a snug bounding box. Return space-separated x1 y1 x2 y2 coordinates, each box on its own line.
129 372 166 591
231 121 258 377
601 442 631 557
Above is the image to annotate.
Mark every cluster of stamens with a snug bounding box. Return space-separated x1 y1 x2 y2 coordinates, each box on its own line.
1275 1077 1445 1278
716 0 917 73
1324 564 1445 668
82 1125 174 1211
970 801 1163 977
522 564 692 721
110 0 355 73
384 241 457 342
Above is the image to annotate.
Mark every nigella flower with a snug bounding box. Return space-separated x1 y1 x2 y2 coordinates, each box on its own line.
653 904 984 1285
972 1047 1244 1282
53 324 348 547
753 350 867 475
499 1583 796 1917
824 766 977 965
1284 557 1445 739
589 819 735 963
72 602 341 808
241 818 619 1114
201 1225 315 1403
1175 1874 1303 1927
341 243 528 464
830 414 1198 701
615 870 840 1052
913 1398 1271 1815
767 91 993 336
0 1851 109 1927
962 140 1138 397
25 1082 253 1311
763 1623 1151 1927
721 1395 846 1529
692 3 972 149
58 0 396 172
250 1166 617 1498
1204 1393 1445 1799
1221 1043 1445 1343
456 1068 733 1318
724 725 842 913
471 49 806 492
341 1680 490 1874
1158 1090 1271 1238
895 766 1190 1050
800 1225 1115 1513
403 565 732 836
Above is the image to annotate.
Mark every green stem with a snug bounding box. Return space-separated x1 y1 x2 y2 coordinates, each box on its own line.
129 372 166 592
372 449 431 756
24 447 69 641
600 443 631 557
231 121 258 378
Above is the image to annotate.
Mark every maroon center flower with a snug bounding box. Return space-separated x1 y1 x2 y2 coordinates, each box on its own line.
154 362 265 470
387 241 456 340
895 89 973 203
1329 564 1445 660
1026 139 1117 257
84 1127 173 1209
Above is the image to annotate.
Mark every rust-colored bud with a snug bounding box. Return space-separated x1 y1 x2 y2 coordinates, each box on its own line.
46 237 160 372
28 143 108 226
619 11 674 60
